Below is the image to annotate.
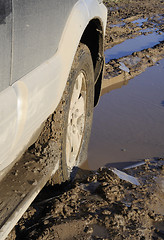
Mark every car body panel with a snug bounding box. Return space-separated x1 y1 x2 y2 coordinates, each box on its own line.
0 0 12 92
11 0 78 83
0 0 107 174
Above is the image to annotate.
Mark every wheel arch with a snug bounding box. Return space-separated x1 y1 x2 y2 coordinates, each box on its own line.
80 18 105 106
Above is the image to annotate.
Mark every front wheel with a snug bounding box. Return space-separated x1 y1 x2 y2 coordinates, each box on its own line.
53 43 94 182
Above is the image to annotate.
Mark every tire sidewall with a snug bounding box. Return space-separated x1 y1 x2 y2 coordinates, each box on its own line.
62 44 94 177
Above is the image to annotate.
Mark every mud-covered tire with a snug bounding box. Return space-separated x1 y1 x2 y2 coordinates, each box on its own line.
52 43 94 183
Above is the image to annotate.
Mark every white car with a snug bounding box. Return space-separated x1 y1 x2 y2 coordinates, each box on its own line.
0 0 107 238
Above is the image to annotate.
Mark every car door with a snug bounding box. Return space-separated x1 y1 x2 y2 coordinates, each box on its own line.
11 0 78 83
0 0 18 173
0 0 12 92
0 0 79 173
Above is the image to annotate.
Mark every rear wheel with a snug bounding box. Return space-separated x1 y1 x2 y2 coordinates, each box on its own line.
52 43 94 182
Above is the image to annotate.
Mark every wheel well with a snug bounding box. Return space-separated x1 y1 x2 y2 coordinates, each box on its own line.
80 18 104 106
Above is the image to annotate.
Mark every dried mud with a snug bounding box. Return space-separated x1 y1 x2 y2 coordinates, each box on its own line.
7 0 164 239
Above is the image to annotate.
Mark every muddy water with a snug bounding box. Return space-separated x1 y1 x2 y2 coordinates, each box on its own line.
87 58 164 170
105 32 164 63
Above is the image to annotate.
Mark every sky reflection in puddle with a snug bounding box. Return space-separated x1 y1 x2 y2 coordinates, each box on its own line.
110 23 125 28
132 18 148 26
105 32 164 63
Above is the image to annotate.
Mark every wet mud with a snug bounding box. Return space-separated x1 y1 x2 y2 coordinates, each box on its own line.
8 159 164 240
7 0 164 239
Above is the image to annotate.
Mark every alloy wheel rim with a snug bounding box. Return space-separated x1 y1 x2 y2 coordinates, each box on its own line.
66 71 86 169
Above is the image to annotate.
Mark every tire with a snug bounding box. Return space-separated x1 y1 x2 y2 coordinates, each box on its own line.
51 43 94 183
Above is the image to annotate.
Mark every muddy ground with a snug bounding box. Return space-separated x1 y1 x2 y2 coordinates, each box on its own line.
8 158 164 240
8 0 164 239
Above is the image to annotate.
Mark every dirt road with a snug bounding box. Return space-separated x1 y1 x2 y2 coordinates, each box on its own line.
8 0 164 239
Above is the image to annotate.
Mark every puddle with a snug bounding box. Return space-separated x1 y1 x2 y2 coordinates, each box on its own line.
140 28 158 33
110 6 119 11
154 222 164 232
105 32 164 63
87 59 164 170
92 224 109 238
132 18 148 26
110 23 125 28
